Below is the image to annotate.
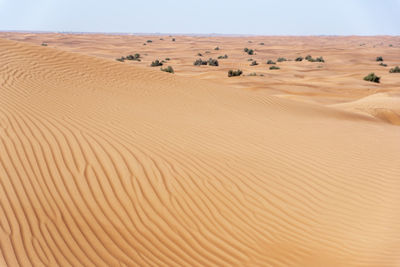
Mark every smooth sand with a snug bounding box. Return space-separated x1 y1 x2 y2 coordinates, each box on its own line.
0 33 400 266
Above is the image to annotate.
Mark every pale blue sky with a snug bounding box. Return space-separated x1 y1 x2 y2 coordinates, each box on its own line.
0 0 399 35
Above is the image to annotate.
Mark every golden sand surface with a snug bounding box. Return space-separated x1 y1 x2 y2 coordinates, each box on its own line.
0 33 399 266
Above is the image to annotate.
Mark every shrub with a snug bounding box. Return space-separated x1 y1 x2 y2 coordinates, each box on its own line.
363 73 380 83
197 53 203 57
270 66 280 70
205 51 211 54
250 60 259 66
126 54 141 61
207 58 219 66
41 42 48 46
389 66 400 73
160 38 164 40
376 56 383 61
165 58 171 61
194 59 207 66
248 58 253 61
228 70 243 77
147 40 152 43
244 48 254 55
160 66 174 73
277 57 287 62
248 72 257 76
217 54 228 59
295 56 303 61
172 38 176 42
306 55 325 62
267 60 276 65
259 42 265 45
389 44 393 47
116 57 125 62
379 63 387 67
215 47 220 50
151 60 163 67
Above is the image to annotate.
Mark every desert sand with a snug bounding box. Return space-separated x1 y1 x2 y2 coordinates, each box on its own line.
0 33 399 266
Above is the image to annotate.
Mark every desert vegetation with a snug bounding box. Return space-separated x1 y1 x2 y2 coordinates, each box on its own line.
379 63 387 67
389 66 400 73
267 60 276 65
193 58 219 66
277 57 287 62
363 73 380 83
376 56 383 61
305 55 325 62
116 53 141 62
244 48 254 55
228 69 243 77
295 57 303 61
151 59 163 67
207 58 219 66
160 66 174 73
250 60 259 66
218 54 228 59
270 66 280 70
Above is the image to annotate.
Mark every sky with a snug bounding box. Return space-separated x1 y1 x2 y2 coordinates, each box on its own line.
0 0 399 35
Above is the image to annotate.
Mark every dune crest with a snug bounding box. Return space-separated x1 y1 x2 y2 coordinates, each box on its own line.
1 38 400 266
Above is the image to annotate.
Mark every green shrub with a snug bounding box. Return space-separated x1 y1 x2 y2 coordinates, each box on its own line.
126 54 141 61
376 56 383 61
389 66 400 73
250 60 259 66
41 42 48 46
116 57 125 62
160 66 174 73
305 55 325 62
389 44 393 47
194 59 207 66
197 53 203 56
363 73 380 83
295 57 303 61
207 58 219 66
259 42 265 45
244 48 254 55
151 60 163 67
165 58 171 61
147 40 152 43
218 54 228 59
277 57 287 62
172 38 176 42
215 47 220 50
267 60 276 65
379 63 387 67
228 70 243 77
160 38 164 40
270 66 280 70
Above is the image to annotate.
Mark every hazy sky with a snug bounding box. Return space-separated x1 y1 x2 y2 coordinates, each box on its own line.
0 0 399 35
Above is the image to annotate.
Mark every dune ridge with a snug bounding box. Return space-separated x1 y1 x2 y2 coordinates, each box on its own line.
1 38 400 266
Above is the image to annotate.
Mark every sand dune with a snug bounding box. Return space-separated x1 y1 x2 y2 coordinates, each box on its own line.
1 37 400 266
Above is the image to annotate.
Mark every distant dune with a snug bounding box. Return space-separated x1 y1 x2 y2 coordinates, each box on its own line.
0 35 399 266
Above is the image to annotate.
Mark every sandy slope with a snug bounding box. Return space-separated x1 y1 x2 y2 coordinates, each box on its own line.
0 38 400 266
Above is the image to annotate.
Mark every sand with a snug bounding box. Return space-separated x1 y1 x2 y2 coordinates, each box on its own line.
0 33 400 266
